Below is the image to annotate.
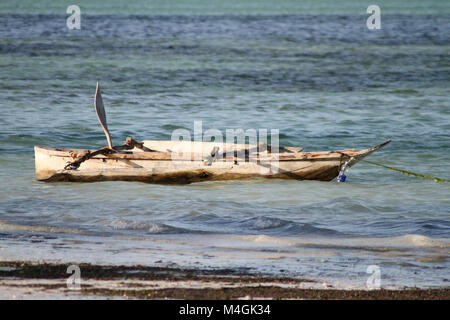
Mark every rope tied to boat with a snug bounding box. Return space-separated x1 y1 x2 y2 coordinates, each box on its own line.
361 159 450 183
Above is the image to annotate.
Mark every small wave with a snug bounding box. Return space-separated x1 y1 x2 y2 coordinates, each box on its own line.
239 216 342 236
393 234 450 248
242 216 289 230
107 218 186 234
238 233 450 253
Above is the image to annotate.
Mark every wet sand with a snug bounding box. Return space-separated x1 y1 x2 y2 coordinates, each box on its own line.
0 261 449 300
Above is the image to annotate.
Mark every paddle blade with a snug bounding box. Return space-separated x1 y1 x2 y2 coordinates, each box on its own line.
94 82 113 148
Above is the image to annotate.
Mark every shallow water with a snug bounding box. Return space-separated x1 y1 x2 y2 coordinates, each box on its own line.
0 1 449 289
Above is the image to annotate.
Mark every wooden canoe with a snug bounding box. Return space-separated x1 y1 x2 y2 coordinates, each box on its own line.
34 139 391 184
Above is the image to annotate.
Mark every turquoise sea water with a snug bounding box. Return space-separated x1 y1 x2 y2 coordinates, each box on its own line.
0 1 449 289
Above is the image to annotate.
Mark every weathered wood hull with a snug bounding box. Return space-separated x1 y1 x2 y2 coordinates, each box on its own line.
34 140 390 184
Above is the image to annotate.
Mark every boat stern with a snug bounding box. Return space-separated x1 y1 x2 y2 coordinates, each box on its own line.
34 146 65 181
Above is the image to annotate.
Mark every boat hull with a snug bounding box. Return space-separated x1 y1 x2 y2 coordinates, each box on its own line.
34 140 390 184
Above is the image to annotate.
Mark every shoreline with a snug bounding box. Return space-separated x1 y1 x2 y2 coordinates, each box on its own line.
0 261 449 300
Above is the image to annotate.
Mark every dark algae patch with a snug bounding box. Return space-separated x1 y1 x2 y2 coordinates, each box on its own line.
0 261 449 300
81 287 450 300
0 261 308 283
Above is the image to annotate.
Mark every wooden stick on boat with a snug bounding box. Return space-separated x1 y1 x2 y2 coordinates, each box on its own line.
218 143 303 163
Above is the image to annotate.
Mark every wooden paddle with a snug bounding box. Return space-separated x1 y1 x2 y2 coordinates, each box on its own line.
94 82 113 149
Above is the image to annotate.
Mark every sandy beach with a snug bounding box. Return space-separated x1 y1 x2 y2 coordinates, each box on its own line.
0 261 448 300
